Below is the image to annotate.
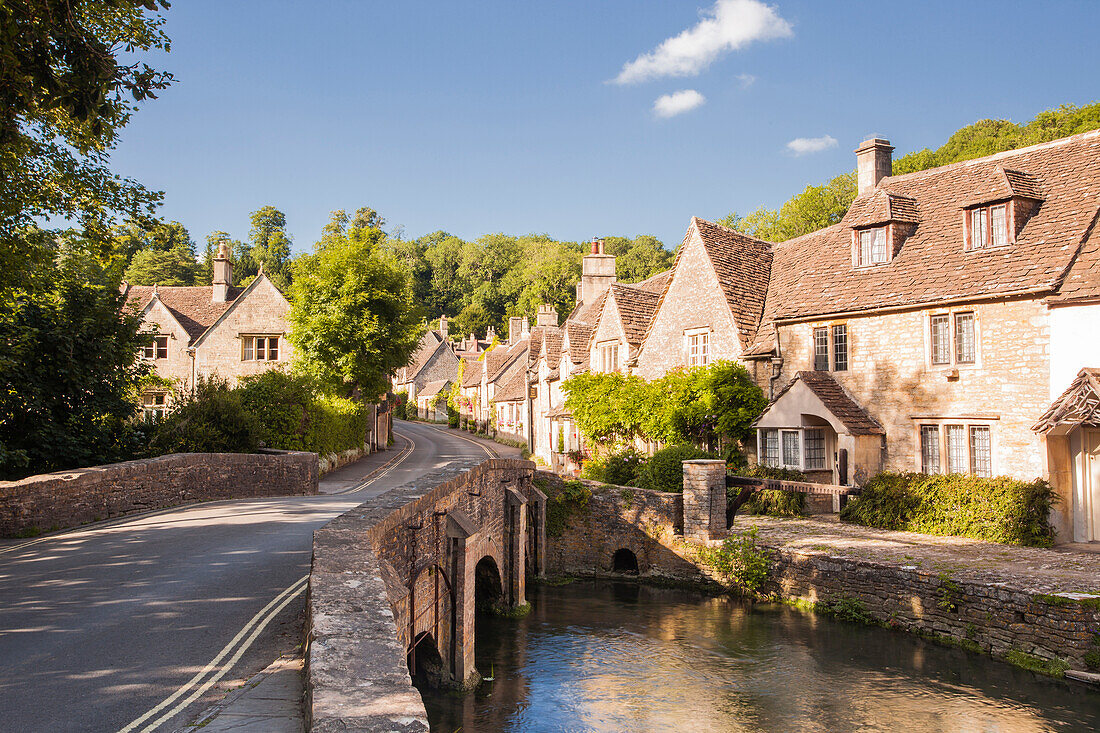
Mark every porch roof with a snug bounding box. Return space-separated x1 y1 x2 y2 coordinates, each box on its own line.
755 371 884 436
1033 368 1100 434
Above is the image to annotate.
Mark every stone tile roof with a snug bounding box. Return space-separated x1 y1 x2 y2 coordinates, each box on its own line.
125 285 243 343
397 331 446 383
1048 210 1100 302
419 379 449 398
759 130 1100 325
461 358 482 388
487 340 528 383
766 371 885 436
845 189 920 227
492 364 527 403
607 283 661 347
633 269 671 293
1033 368 1100 434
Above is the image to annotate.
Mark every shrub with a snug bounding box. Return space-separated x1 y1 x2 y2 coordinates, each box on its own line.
237 371 368 455
634 444 710 493
581 447 644 486
734 464 808 482
840 471 1056 547
545 479 591 537
404 400 418 420
150 377 259 454
700 526 773 595
744 489 805 517
447 405 459 428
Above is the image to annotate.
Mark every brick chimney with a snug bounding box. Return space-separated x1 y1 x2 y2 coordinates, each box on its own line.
439 315 449 340
536 304 558 327
855 138 893 197
578 237 616 307
212 242 233 303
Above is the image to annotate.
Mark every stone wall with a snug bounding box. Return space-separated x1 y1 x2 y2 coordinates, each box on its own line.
0 450 317 537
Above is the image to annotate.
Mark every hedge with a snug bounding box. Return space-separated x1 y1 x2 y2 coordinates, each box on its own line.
743 489 806 517
840 472 1056 547
634 444 712 493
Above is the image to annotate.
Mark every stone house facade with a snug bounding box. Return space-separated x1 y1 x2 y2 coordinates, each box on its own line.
392 319 460 404
124 244 292 417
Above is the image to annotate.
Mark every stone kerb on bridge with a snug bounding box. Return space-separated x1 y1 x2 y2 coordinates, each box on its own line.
307 458 543 732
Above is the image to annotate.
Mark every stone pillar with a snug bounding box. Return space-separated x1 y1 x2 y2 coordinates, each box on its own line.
682 459 727 541
528 484 547 577
505 488 528 607
446 510 480 690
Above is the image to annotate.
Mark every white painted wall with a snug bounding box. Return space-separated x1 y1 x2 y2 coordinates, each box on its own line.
1050 303 1100 399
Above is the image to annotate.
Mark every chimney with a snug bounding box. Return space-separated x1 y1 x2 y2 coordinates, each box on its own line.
536 304 558 327
212 241 233 303
521 316 530 337
439 315 449 339
508 316 524 344
855 138 893 197
486 325 496 343
578 236 616 306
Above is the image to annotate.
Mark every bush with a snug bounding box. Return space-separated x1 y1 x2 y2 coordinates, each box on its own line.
699 526 773 595
734 464 808 482
150 377 260 454
634 444 711 493
580 447 644 486
237 370 368 455
840 471 1056 547
744 489 806 517
447 405 459 428
404 400 418 420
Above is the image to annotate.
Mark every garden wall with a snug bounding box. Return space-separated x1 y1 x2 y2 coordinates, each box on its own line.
0 450 317 537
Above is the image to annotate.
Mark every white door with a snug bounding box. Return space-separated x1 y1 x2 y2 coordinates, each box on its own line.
1087 430 1100 542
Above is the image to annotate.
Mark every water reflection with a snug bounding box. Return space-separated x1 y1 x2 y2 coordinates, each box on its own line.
418 581 1100 732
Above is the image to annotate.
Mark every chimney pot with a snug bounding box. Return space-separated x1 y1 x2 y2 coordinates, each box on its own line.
855 138 894 196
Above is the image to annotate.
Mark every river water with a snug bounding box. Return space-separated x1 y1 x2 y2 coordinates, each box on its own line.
418 581 1100 732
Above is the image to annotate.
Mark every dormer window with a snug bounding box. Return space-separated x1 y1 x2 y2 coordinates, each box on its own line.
967 203 1009 250
854 226 889 267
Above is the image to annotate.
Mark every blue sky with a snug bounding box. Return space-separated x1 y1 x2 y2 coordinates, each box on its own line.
112 0 1100 253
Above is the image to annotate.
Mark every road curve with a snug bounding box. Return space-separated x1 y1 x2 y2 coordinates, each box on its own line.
0 421 493 733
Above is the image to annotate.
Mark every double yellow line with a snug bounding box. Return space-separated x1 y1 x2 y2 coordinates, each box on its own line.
117 574 309 733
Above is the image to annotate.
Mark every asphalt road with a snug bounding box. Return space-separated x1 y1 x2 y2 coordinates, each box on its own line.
0 421 495 733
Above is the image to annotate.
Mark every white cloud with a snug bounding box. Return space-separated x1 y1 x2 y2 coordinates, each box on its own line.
737 73 756 88
786 135 838 156
653 89 706 118
613 0 792 85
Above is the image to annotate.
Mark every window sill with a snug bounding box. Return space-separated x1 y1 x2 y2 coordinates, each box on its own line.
965 242 1013 253
851 261 892 270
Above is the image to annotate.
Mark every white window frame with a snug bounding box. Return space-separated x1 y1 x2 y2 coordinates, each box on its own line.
926 310 980 369
965 202 1014 250
685 327 710 368
597 341 620 373
853 226 891 268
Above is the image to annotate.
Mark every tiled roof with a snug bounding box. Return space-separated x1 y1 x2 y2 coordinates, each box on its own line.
608 283 661 346
766 371 884 436
1033 368 1100 434
125 285 243 343
492 365 527 403
845 189 920 227
487 339 528 383
461 358 482 387
633 269 671 293
398 331 446 383
1049 210 1100 302
760 130 1100 323
419 379 450 398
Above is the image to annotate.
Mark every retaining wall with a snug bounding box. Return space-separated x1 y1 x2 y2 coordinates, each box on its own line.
0 450 317 537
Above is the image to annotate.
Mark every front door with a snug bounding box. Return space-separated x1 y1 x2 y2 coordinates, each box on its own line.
1086 430 1100 542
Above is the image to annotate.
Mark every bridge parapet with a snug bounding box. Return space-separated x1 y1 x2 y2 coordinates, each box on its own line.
307 458 542 731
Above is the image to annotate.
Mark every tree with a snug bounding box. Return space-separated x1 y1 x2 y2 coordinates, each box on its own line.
124 247 198 285
246 206 293 289
288 208 422 400
603 235 675 282
115 219 201 284
1 1 174 243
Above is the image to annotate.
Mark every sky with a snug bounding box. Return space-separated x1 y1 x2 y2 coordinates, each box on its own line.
111 0 1100 254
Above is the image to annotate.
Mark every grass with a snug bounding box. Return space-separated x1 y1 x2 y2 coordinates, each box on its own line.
1004 650 1069 677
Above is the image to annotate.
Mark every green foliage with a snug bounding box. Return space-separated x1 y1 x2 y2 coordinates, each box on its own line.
236 370 368 455
1084 635 1100 671
115 219 202 285
936 573 962 613
546 480 591 537
563 361 766 449
580 447 645 487
720 102 1100 244
404 400 418 420
699 526 773 595
815 597 875 625
1004 650 1069 678
744 489 805 517
840 472 1057 547
602 235 676 282
149 377 260 455
289 208 422 400
634 444 711 493
733 464 808 481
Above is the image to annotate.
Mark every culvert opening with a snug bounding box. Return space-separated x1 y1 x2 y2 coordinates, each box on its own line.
612 548 639 575
408 632 447 689
475 556 504 614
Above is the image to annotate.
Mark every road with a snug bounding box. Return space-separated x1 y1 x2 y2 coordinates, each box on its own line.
0 421 497 733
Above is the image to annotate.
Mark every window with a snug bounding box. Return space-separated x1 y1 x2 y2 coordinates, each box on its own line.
954 312 975 364
762 430 780 467
813 328 829 371
831 325 848 371
243 335 280 361
804 429 826 469
687 331 709 367
930 311 977 366
781 431 800 468
143 335 168 360
855 227 889 267
946 424 966 473
930 315 950 365
967 204 1011 250
920 425 941 474
142 391 168 421
970 426 992 477
598 342 620 373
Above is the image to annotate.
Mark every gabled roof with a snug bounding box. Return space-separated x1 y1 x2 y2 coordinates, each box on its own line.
461 358 483 388
1048 209 1100 303
633 269 671 293
845 189 920 227
600 283 661 347
760 371 885 436
487 339 528 384
759 130 1100 324
491 359 528 403
125 284 244 343
398 332 451 384
1033 368 1100 434
419 379 450 398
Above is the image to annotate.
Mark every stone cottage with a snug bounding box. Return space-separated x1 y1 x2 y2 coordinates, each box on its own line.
392 317 460 404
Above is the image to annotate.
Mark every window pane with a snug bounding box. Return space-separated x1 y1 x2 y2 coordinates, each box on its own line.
946 425 966 473
804 429 826 469
243 338 254 361
859 230 873 266
781 431 800 467
763 431 779 467
813 327 829 371
954 312 975 363
970 426 992 477
256 338 266 360
832 324 848 371
920 425 941 474
971 208 987 249
700 333 708 365
930 316 950 364
991 205 1008 246
871 227 888 263
268 337 279 360
155 336 168 359
144 341 154 359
